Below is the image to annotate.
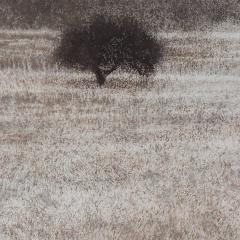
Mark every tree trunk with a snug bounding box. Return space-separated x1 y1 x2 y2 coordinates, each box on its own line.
93 66 106 86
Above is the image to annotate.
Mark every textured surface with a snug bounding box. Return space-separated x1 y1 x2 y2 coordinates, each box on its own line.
0 23 240 239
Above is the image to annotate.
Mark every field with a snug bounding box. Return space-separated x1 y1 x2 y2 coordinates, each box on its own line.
0 23 240 239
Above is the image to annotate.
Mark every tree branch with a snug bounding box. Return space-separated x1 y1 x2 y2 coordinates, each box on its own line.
102 65 118 76
92 66 106 85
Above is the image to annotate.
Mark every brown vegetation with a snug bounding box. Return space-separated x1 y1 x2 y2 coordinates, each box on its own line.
0 0 240 29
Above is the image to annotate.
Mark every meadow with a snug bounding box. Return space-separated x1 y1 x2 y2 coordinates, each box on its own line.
0 22 240 239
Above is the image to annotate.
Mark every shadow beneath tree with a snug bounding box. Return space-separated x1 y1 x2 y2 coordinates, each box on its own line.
65 72 154 90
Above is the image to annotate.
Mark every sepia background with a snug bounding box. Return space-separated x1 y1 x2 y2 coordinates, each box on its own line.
1 0 240 29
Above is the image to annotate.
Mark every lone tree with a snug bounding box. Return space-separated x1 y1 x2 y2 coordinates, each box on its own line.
54 15 164 85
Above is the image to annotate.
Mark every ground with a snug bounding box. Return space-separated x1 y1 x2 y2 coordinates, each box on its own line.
0 23 240 239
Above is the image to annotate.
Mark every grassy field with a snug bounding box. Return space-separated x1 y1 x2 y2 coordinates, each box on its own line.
0 23 240 239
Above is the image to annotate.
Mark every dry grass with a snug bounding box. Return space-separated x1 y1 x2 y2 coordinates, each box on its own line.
0 22 240 239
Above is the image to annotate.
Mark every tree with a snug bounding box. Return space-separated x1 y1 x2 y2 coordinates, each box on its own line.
54 15 164 85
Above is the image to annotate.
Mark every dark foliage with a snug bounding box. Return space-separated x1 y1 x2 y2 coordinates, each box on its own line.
54 15 164 85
